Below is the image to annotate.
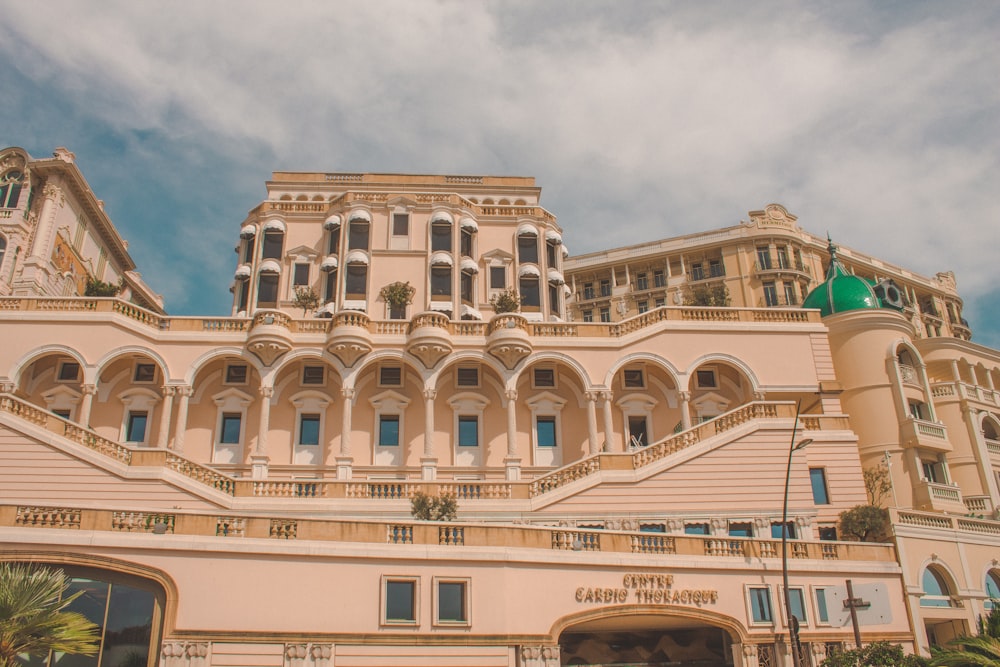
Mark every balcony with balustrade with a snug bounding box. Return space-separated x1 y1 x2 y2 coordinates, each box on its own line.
900 417 951 453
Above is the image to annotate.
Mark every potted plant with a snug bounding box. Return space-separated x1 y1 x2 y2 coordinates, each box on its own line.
489 288 520 314
292 286 320 316
379 281 415 319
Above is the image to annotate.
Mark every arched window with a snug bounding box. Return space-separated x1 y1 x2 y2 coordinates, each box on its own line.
986 570 1000 609
983 419 999 443
0 170 23 208
921 566 953 607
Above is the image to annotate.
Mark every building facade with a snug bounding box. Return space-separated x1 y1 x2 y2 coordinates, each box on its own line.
1 150 998 667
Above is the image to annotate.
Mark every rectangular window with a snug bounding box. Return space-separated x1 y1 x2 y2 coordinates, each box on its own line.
324 270 337 304
517 235 538 264
777 246 789 269
460 230 473 258
729 522 753 537
379 415 400 446
627 416 648 448
749 587 773 623
379 366 402 387
243 237 255 263
460 272 473 303
225 365 248 385
299 414 320 446
599 307 611 322
636 273 649 291
763 281 778 307
536 416 557 447
328 229 339 255
549 284 560 314
810 468 830 504
709 259 723 277
490 266 506 290
546 241 558 267
520 278 540 308
533 368 556 388
133 363 156 383
788 587 807 623
640 523 666 533
696 369 716 388
392 213 409 237
599 279 611 297
432 223 452 252
257 274 279 306
654 298 665 308
623 369 644 388
126 411 148 443
771 522 796 539
814 587 830 624
57 362 80 382
458 416 478 447
684 523 709 535
583 282 595 300
456 367 479 387
302 365 325 385
348 222 370 250
909 401 928 420
783 281 796 306
818 526 838 541
922 459 945 484
582 310 593 322
756 246 772 270
654 270 666 287
220 413 242 444
293 263 310 287
345 265 367 299
436 580 468 624
691 263 704 281
637 300 648 314
431 267 452 297
237 279 250 312
384 579 416 623
262 232 283 259
52 409 71 419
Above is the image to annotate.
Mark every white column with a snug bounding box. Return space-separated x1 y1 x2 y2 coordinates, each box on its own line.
171 386 192 452
156 386 175 448
78 384 97 427
28 184 62 260
600 391 614 452
505 389 521 480
421 388 437 481
679 391 692 430
336 387 354 480
585 391 600 455
252 386 273 480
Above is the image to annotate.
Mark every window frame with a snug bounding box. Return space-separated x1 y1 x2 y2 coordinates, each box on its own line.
747 585 774 625
455 367 480 388
301 365 325 386
434 577 470 626
535 415 558 448
382 576 419 626
379 366 403 388
224 364 248 385
297 413 321 446
133 363 157 384
219 412 242 445
57 361 81 383
378 414 401 447
809 467 830 504
532 367 556 389
125 411 149 444
812 586 832 625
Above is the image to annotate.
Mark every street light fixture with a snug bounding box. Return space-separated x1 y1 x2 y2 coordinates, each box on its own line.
782 402 813 667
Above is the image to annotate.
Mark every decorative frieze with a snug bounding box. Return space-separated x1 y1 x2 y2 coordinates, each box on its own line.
161 640 208 667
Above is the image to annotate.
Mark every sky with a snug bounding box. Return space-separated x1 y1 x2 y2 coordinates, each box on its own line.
2 1 998 347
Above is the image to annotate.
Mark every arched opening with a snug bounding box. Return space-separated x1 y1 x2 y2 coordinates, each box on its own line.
985 569 1000 610
685 360 755 425
559 612 736 666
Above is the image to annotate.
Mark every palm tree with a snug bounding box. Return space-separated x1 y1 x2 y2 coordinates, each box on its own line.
0 563 100 667
930 606 1000 667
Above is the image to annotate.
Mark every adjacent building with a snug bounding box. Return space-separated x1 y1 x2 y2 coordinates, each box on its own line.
1 149 998 667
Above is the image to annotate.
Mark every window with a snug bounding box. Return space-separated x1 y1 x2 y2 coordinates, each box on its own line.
384 579 417 624
431 266 452 297
599 307 610 322
814 587 830 624
922 458 946 484
684 523 709 535
125 411 148 443
623 369 645 388
640 523 666 533
460 271 473 303
262 231 283 259
654 298 665 308
691 263 704 281
225 364 248 385
763 281 778 307
345 264 367 299
293 263 310 287
729 522 753 537
392 213 409 237
787 587 807 623
549 284 560 313
236 278 250 312
431 222 451 252
0 236 6 268
379 366 403 387
756 246 772 270
818 526 838 541
57 362 80 382
456 367 479 387
460 230 473 258
776 246 789 269
810 468 830 504
636 273 649 291
582 310 593 322
348 221 370 250
241 237 255 264
324 269 337 304
921 567 952 607
52 409 71 419
599 279 611 297
627 416 648 448
709 259 723 277
783 281 796 306
771 522 796 539
583 282 595 300
220 413 242 444
458 416 479 447
298 414 320 446
533 368 556 388
536 416 557 447
302 365 325 385
257 273 278 306
379 415 400 446
696 369 716 388
518 235 538 264
909 401 929 420
637 300 648 314
328 228 340 254
653 270 666 287
520 278 539 309
133 363 156 383
436 580 468 624
489 266 506 290
749 587 773 623
546 241 558 267
985 571 1000 609
0 170 24 208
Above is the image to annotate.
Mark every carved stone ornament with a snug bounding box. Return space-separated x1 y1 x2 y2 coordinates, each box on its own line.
247 339 291 366
488 341 532 370
327 341 371 367
160 640 208 667
408 342 451 369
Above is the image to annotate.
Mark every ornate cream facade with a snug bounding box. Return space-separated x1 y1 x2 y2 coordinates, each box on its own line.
1 149 998 667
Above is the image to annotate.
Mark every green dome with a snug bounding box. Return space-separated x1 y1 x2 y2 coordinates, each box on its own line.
802 240 881 317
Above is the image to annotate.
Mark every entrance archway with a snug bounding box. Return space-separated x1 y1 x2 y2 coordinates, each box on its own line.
558 611 739 666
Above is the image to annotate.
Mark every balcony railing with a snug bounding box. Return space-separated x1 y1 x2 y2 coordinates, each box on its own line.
753 260 812 278
900 417 950 452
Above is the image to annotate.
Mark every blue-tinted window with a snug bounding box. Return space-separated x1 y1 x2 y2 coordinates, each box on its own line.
749 587 773 623
921 567 952 607
220 414 241 444
815 588 830 623
728 522 753 537
299 414 320 445
536 417 556 447
810 468 830 504
788 588 806 623
458 416 478 447
126 412 147 443
771 522 796 539
986 571 1000 609
379 415 400 447
685 523 710 535
385 580 415 622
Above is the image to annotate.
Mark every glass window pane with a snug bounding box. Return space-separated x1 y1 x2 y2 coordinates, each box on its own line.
520 279 540 307
458 417 478 447
348 222 369 250
815 588 829 623
771 522 796 539
221 414 241 444
438 582 466 622
379 416 400 446
536 417 556 447
789 588 806 623
431 224 451 252
386 581 415 621
518 236 538 264
750 588 772 623
262 232 283 259
810 468 830 504
684 523 709 535
299 415 320 445
345 265 367 297
257 274 278 304
101 583 155 667
126 413 147 443
59 578 109 667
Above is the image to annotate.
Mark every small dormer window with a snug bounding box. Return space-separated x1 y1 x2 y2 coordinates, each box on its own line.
623 369 644 389
293 263 310 287
532 368 556 388
696 370 717 388
225 364 248 385
379 366 403 387
456 367 479 387
57 362 80 382
133 363 156 383
302 365 325 385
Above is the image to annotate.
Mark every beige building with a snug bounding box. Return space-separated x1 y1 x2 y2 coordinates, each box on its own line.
1 151 998 667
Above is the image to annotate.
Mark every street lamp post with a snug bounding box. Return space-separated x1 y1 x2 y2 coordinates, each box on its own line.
782 402 813 667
